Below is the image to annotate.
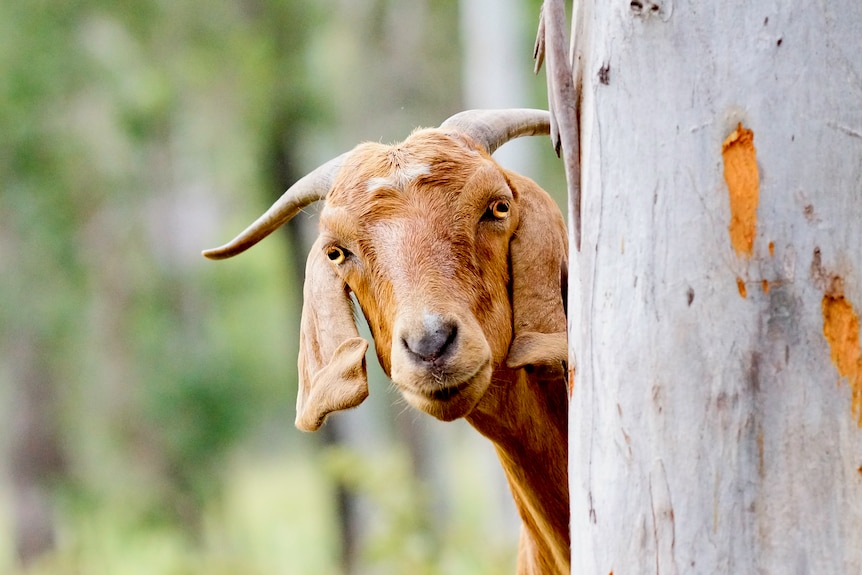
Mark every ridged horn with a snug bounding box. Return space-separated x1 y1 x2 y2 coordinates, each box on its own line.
439 108 551 155
202 152 348 260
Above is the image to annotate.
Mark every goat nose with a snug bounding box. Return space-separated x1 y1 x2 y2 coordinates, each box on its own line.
401 316 458 363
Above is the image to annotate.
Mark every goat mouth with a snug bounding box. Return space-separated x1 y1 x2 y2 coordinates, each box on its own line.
390 329 493 420
429 381 470 401
418 358 490 403
396 358 492 422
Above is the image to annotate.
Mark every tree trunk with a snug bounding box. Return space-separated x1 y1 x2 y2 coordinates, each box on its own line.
8 333 66 565
563 2 862 572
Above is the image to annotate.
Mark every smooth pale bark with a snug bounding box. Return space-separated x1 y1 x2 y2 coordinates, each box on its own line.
566 2 862 573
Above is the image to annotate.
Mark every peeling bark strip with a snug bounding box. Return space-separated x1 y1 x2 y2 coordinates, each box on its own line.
822 287 862 426
536 0 582 249
722 124 760 258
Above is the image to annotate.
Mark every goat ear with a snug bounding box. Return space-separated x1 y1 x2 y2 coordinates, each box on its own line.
295 237 370 432
505 172 569 370
506 332 568 369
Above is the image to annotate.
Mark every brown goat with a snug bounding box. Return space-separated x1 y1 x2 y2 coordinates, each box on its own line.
204 109 569 574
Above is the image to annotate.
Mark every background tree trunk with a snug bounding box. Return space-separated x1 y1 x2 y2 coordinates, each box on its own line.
7 333 66 565
459 0 540 548
563 1 862 572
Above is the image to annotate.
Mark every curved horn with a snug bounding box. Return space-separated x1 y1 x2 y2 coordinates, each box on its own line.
439 108 551 155
202 152 348 260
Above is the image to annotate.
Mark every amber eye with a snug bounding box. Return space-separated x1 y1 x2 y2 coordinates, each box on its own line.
489 200 510 220
326 246 347 265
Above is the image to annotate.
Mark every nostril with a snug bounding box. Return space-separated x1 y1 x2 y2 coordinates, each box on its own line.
402 320 457 363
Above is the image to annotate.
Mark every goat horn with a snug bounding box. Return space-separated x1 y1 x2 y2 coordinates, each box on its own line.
201 153 348 260
439 108 551 155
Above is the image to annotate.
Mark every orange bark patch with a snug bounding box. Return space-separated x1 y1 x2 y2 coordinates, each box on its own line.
736 277 747 299
722 124 760 258
769 241 775 257
761 279 770 294
822 289 862 426
567 364 576 397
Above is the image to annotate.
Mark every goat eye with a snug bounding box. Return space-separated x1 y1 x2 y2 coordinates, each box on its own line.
326 246 347 265
488 200 510 220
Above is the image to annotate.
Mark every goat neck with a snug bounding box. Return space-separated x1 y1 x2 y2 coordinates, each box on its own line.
467 365 569 575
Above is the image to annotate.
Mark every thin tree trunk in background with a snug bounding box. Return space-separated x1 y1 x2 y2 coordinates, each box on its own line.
458 0 538 548
8 334 66 565
459 0 538 176
556 1 862 572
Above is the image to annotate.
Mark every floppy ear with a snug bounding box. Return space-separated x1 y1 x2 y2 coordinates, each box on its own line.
505 172 569 370
295 236 370 432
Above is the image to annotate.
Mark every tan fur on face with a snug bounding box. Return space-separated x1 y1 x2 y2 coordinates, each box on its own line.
320 132 517 420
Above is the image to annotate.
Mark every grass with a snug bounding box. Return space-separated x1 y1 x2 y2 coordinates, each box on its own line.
1 439 518 575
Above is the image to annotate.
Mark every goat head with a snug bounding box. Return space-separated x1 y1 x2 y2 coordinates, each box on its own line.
203 109 567 429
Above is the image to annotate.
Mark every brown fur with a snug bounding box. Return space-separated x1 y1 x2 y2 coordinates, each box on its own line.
298 128 569 574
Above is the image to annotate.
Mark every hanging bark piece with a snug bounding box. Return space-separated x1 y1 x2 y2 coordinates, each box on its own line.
537 0 582 250
722 123 760 258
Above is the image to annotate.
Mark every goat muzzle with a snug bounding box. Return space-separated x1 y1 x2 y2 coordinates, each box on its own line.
389 310 493 421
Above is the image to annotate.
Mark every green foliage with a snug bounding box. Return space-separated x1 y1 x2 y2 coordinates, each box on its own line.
324 445 438 575
7 455 340 575
0 1 548 572
0 0 315 545
322 443 517 575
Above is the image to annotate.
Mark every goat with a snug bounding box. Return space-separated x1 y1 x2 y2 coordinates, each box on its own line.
203 109 569 575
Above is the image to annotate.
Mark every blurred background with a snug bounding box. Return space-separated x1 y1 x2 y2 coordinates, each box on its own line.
0 1 566 573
